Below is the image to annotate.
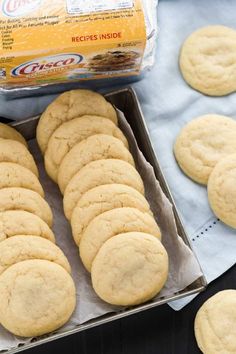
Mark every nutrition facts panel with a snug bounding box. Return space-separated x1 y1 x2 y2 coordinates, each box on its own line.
67 0 134 14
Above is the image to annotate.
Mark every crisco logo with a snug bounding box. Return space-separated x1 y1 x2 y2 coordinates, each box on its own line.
2 0 41 17
11 54 83 77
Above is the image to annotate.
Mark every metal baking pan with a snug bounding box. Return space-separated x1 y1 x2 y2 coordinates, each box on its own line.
6 87 206 354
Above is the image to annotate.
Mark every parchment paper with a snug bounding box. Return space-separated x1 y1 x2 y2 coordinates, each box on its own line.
0 110 203 351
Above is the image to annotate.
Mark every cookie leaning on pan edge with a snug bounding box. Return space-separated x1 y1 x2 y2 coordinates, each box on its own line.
0 210 55 243
58 134 134 193
0 235 71 274
36 89 118 154
91 233 168 306
71 184 153 246
0 138 38 177
0 187 53 227
0 123 27 147
63 159 145 220
0 260 76 337
80 207 161 272
0 162 44 196
44 116 129 183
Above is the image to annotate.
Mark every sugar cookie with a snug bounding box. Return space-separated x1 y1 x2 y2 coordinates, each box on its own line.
0 138 38 176
58 134 134 193
0 187 53 227
0 236 71 274
195 290 236 354
180 26 236 96
0 260 76 337
0 210 55 243
0 123 27 147
71 184 152 246
45 116 128 182
37 89 117 153
174 114 236 184
91 232 168 306
64 159 145 220
0 162 44 196
208 154 236 228
80 207 161 272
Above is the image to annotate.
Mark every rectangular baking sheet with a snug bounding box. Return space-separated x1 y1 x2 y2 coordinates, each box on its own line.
6 87 206 353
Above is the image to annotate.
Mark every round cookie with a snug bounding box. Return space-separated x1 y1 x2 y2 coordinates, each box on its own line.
80 207 161 272
0 260 76 337
0 123 27 147
37 89 117 153
0 187 53 227
63 159 145 220
0 210 55 243
0 236 71 274
71 184 152 246
0 162 44 196
208 154 236 228
91 232 168 306
0 138 38 177
58 134 134 193
174 114 236 184
180 26 236 96
195 290 236 354
45 116 128 183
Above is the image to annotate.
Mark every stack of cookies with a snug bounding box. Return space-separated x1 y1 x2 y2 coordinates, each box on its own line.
0 123 76 337
37 89 169 306
174 114 236 229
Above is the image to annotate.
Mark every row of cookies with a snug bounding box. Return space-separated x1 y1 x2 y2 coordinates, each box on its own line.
174 114 236 229
179 28 236 227
37 89 169 306
0 123 76 337
179 26 236 354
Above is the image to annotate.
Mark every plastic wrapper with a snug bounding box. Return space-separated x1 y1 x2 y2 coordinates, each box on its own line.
0 0 158 97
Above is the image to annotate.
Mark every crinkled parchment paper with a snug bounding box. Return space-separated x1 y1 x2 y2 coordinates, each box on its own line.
0 110 202 351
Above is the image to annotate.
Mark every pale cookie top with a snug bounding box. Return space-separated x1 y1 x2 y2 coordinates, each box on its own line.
58 134 134 193
195 290 236 354
180 26 236 96
91 232 168 306
36 89 117 153
45 116 128 183
63 159 145 220
174 114 236 185
0 260 76 337
0 187 53 227
71 183 152 246
0 123 27 147
80 207 161 272
0 162 44 196
0 138 38 177
0 210 55 243
0 236 71 274
208 154 236 229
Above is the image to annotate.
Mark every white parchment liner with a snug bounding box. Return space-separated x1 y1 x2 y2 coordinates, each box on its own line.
0 110 203 351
